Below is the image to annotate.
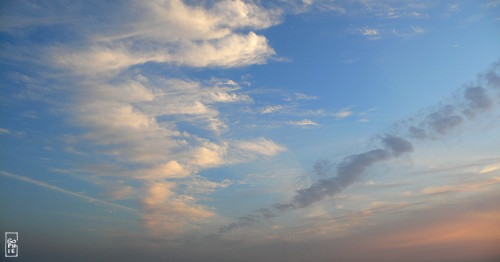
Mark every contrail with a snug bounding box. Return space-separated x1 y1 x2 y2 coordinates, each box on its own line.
0 170 137 212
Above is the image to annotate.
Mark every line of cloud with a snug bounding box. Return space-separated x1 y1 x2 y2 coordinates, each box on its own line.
218 59 500 234
0 170 136 212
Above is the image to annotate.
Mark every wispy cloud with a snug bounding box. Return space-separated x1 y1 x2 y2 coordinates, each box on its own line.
359 27 381 39
294 92 317 100
0 128 11 135
421 177 500 195
335 109 353 118
260 105 283 114
480 164 500 174
289 119 320 126
235 137 287 157
484 0 500 9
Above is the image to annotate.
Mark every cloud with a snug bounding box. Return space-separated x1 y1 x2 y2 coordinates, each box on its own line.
235 137 286 157
359 28 380 39
219 61 500 234
410 26 426 34
191 142 228 168
463 86 492 116
360 28 379 36
313 160 331 177
289 119 319 126
0 170 135 212
480 164 500 174
382 135 414 157
185 176 233 195
335 109 353 118
405 62 500 140
107 185 135 200
299 63 499 208
0 128 11 135
261 105 283 114
292 135 413 209
141 182 214 235
1 0 288 237
295 92 317 100
49 0 282 76
142 161 190 180
421 177 500 195
484 0 500 9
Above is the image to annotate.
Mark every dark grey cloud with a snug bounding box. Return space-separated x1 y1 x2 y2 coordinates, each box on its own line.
292 135 412 209
485 64 500 89
257 208 277 219
382 135 414 156
218 60 500 234
426 105 464 135
408 126 427 139
218 215 260 234
406 62 500 140
313 160 331 176
464 86 492 111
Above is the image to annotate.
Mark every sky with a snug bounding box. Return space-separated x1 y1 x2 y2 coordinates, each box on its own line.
1 0 500 261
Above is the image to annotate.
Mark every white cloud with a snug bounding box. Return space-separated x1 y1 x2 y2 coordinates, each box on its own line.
235 137 287 157
5 0 289 237
52 0 282 76
191 142 228 168
186 176 233 195
0 128 11 134
261 105 283 114
411 26 426 34
141 181 214 235
480 164 500 174
360 28 379 37
295 92 317 100
421 177 500 195
289 119 319 126
335 109 353 118
484 0 500 9
142 161 190 180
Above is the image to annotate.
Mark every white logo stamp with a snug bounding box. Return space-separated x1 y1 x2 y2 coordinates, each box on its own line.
5 232 18 257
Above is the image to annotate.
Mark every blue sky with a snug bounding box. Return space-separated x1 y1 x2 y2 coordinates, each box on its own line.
1 0 500 261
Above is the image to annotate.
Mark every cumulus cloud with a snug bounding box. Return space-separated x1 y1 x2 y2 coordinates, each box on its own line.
141 182 214 235
3 0 287 236
50 0 282 76
191 142 228 168
142 161 190 180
